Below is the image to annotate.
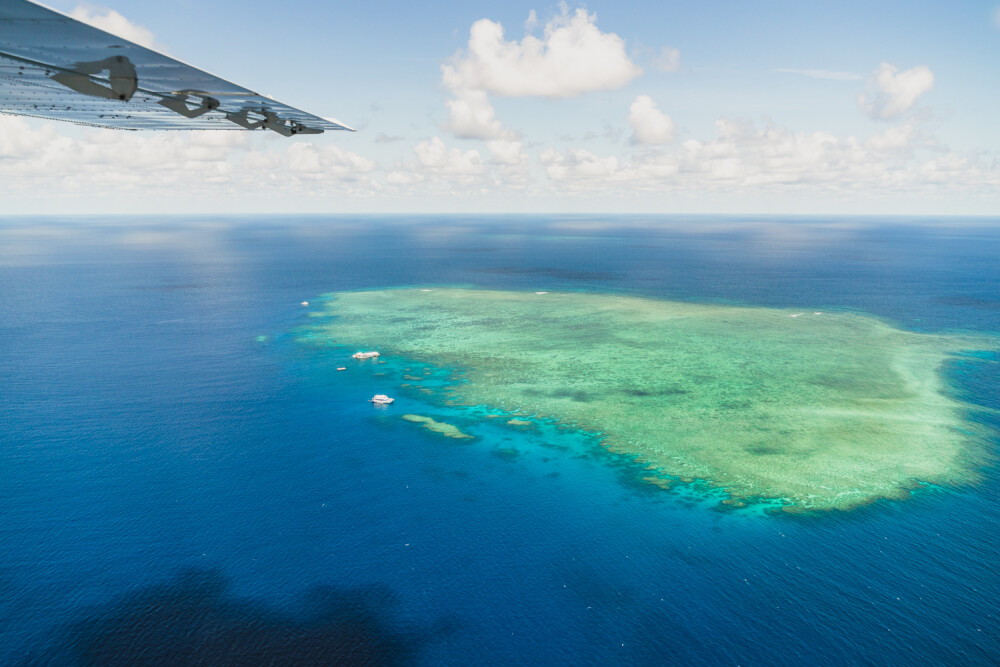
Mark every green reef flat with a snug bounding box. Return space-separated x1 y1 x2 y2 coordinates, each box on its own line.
315 288 992 511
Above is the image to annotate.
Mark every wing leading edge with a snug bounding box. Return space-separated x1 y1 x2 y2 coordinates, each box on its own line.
0 0 353 135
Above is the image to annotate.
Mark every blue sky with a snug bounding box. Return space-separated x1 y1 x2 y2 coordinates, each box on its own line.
3 0 999 214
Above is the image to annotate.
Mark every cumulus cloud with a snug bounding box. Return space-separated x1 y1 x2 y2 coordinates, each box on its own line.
484 139 530 186
486 139 525 166
286 143 376 179
540 147 623 182
444 88 509 140
414 137 485 176
385 137 487 190
69 5 163 51
857 63 934 119
444 6 641 99
628 95 675 145
442 5 641 139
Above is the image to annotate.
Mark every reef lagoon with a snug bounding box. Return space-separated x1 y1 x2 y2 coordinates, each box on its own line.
309 288 992 511
2 215 999 665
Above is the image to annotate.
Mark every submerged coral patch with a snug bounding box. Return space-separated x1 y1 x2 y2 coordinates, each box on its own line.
316 288 992 510
401 414 474 440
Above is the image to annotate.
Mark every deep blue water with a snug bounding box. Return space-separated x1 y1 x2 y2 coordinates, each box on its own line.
1 215 998 665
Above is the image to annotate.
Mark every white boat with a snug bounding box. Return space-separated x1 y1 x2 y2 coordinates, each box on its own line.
370 394 394 405
352 351 381 359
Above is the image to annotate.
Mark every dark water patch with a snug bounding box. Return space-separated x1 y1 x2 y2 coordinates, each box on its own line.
523 387 593 403
21 568 451 667
746 444 782 456
936 295 1000 310
805 374 853 389
421 467 471 481
952 350 999 361
344 456 366 470
604 460 678 501
473 266 617 281
614 473 673 499
492 447 521 461
132 283 205 291
554 562 638 610
622 387 689 397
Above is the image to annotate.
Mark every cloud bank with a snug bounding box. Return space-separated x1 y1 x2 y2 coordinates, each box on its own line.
541 118 997 194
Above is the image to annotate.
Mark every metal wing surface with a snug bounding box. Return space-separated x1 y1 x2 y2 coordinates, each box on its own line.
0 0 352 135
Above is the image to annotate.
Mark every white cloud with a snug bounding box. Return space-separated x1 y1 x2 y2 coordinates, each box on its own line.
774 68 862 81
286 143 376 179
441 5 641 140
69 5 163 51
444 88 509 140
386 170 424 186
539 117 997 194
0 114 61 159
857 63 934 119
486 139 525 166
525 9 538 32
414 137 485 176
384 137 489 193
652 47 681 73
443 6 641 99
863 123 918 153
0 115 378 197
485 139 530 186
541 147 622 182
628 95 675 145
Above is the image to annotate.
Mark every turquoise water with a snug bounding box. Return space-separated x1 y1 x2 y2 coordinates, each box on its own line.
1 215 998 665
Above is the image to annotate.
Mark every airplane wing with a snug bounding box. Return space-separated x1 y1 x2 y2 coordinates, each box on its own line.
0 0 353 135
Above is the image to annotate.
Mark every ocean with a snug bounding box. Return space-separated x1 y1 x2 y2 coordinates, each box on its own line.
1 215 997 665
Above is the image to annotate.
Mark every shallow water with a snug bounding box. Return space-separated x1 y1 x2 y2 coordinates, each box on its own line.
1 215 998 665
